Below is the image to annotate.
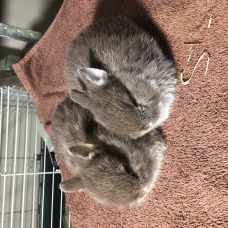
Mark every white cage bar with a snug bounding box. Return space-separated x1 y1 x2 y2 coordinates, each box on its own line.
0 86 69 228
10 87 20 228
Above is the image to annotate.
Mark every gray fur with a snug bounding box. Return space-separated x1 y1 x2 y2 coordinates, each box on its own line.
51 96 165 208
65 17 177 139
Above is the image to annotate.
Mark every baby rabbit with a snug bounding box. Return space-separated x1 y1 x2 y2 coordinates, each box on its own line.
65 17 177 139
51 96 165 208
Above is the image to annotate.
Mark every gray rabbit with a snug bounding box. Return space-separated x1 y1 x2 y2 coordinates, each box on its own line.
65 17 177 139
51 96 165 208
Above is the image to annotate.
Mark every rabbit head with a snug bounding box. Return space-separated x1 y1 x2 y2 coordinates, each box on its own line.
70 67 162 139
59 141 161 209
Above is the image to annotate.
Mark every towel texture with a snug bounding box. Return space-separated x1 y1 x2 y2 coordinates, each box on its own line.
13 0 228 227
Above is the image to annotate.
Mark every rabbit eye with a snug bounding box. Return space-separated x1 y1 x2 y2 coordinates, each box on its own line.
131 96 138 107
128 93 138 107
125 88 138 107
124 165 138 179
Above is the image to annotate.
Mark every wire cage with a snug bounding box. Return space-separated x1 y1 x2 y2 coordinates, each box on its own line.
0 86 71 228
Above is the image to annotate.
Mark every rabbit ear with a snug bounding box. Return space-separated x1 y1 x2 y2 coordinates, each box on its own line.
60 175 84 192
67 144 96 167
67 144 95 158
69 89 90 108
78 68 109 86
